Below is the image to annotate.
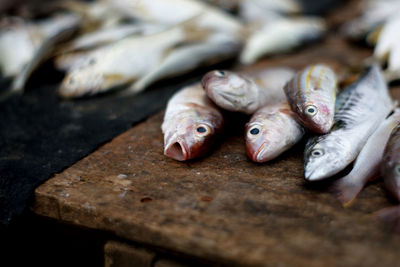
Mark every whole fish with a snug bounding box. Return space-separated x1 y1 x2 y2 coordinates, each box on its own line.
373 16 400 82
58 18 212 98
331 109 400 206
304 65 394 181
240 17 325 65
162 83 224 161
128 32 242 94
382 122 400 202
201 67 295 114
284 64 337 134
246 103 304 162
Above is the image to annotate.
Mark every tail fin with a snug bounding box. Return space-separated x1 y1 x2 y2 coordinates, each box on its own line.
330 175 365 207
375 206 400 234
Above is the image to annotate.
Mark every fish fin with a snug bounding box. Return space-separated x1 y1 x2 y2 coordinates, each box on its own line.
330 174 364 207
374 206 400 234
366 24 383 46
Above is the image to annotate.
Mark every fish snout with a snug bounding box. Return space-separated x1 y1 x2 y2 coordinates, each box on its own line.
164 139 189 161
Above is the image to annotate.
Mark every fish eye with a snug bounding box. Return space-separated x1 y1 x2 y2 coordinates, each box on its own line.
304 105 318 116
250 127 260 135
311 149 324 157
196 124 211 136
68 77 74 84
88 58 96 65
394 164 400 175
215 70 225 77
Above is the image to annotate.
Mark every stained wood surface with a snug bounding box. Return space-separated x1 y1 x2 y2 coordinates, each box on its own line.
33 1 400 266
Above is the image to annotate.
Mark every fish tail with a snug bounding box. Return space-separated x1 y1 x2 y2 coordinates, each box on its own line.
374 206 400 234
330 174 364 207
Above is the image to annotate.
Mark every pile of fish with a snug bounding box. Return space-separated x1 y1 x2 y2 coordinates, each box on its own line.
163 63 400 230
0 0 331 99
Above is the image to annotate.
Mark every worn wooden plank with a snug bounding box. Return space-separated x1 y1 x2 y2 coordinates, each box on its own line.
33 1 400 266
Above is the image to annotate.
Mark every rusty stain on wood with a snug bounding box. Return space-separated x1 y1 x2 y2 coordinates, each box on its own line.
33 1 400 266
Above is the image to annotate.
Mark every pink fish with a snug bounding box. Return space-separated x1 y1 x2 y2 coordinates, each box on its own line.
162 83 224 161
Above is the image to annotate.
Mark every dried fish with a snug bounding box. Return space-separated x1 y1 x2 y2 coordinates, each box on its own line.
162 83 224 161
202 67 294 114
240 17 325 65
284 64 337 134
304 66 394 181
245 102 304 162
332 109 400 206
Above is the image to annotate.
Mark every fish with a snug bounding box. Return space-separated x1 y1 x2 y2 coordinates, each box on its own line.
201 67 295 114
103 0 244 36
61 23 164 53
0 18 43 78
331 108 400 206
58 18 212 98
10 14 80 93
373 16 400 82
239 17 325 65
245 102 305 162
127 31 242 94
342 0 400 41
162 83 224 161
304 65 394 181
382 122 400 202
284 64 337 134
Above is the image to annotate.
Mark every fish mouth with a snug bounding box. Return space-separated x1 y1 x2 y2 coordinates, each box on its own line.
164 140 189 161
304 167 334 181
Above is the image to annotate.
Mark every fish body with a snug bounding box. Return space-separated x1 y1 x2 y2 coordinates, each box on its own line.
239 0 300 24
332 109 400 206
162 83 224 161
304 66 394 181
240 17 325 65
382 122 400 202
129 32 242 94
11 14 80 92
202 67 294 114
284 64 337 133
59 19 209 98
246 102 304 162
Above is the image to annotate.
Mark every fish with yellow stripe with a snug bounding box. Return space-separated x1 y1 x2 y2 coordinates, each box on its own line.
284 64 337 134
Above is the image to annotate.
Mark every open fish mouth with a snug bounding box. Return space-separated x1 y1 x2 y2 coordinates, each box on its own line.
164 140 189 161
304 166 332 181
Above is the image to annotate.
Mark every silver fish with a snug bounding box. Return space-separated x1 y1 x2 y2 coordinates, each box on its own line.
332 108 400 206
127 32 242 94
382 121 400 202
201 67 294 114
245 102 304 162
59 18 212 98
240 17 325 65
284 64 337 134
162 83 224 161
304 65 394 181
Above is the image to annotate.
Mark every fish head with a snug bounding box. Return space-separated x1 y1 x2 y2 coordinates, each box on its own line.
383 162 400 202
164 111 221 161
245 119 284 162
59 68 105 98
201 70 258 113
296 98 334 134
304 135 351 181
